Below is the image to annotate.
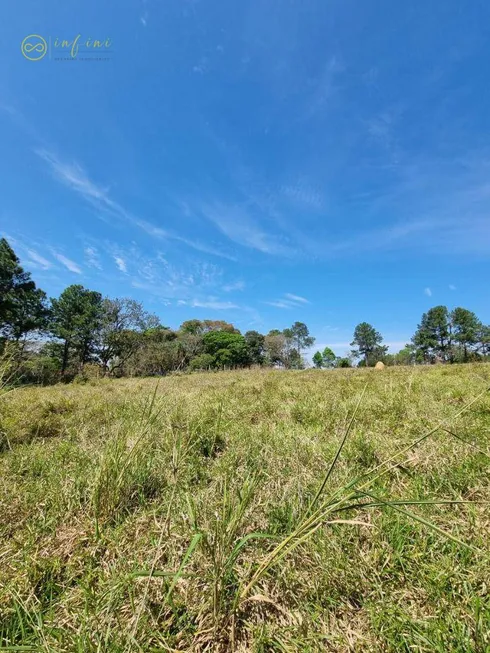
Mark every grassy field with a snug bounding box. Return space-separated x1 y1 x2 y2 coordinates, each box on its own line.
1 365 489 652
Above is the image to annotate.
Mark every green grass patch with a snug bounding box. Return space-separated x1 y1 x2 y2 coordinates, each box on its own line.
0 365 489 651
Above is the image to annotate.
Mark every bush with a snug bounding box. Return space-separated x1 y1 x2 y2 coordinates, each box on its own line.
336 357 351 368
73 363 102 384
189 353 216 371
20 355 62 385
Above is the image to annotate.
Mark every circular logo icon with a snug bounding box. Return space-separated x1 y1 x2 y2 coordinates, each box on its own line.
21 35 48 61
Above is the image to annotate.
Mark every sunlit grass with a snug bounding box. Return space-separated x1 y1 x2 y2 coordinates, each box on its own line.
1 365 489 651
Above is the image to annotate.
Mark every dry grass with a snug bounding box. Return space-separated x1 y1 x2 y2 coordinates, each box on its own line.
0 364 489 651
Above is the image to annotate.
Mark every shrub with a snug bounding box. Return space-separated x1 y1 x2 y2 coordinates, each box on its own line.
189 353 216 371
337 357 351 368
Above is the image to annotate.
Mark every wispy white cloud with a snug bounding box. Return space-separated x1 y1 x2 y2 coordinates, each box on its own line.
190 299 239 310
114 256 127 273
303 56 344 120
35 149 234 260
365 107 403 163
325 152 490 259
264 293 311 309
328 220 434 255
173 235 237 261
424 287 432 297
263 300 293 309
26 248 52 270
223 280 245 292
51 249 82 274
198 202 295 256
2 234 58 273
84 246 102 270
280 181 325 210
37 150 112 206
284 293 309 304
108 244 238 311
0 232 17 245
193 57 208 74
449 284 456 290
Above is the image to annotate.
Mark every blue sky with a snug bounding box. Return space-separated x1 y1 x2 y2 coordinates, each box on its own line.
1 0 489 357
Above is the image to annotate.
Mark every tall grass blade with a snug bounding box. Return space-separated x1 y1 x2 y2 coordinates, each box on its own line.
359 490 482 552
164 533 202 604
441 427 490 459
306 384 367 515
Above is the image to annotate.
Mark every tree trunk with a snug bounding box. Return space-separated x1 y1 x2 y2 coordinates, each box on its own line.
61 340 70 374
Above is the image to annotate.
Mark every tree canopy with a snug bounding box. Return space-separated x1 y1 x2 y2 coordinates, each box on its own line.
0 238 49 341
50 285 103 372
312 346 337 368
351 322 387 366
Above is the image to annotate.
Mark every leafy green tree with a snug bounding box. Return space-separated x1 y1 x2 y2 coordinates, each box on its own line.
289 322 315 356
451 307 480 361
127 328 181 376
336 357 351 368
20 350 62 385
244 330 265 365
351 322 387 366
281 327 303 369
313 346 337 369
264 332 286 366
263 329 306 368
312 351 323 368
180 320 238 335
412 306 451 362
50 285 103 373
227 339 250 366
98 298 160 374
202 320 238 333
287 348 304 369
215 348 234 368
144 325 174 339
180 319 204 335
282 328 294 365
393 345 418 365
478 324 490 357
177 332 203 361
0 238 49 341
189 353 215 370
203 331 243 355
321 346 336 368
202 331 249 368
382 353 396 366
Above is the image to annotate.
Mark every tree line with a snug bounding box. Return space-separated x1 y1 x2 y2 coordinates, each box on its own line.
1 238 316 383
1 238 488 384
313 310 490 368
